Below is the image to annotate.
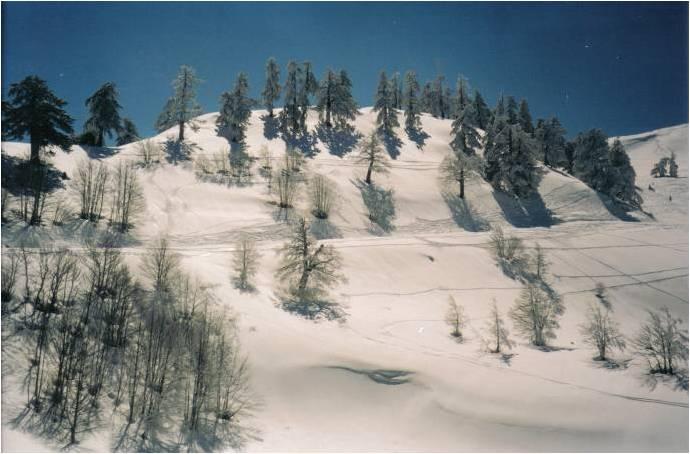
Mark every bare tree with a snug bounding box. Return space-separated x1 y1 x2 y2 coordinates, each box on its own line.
445 296 465 340
531 243 548 281
439 151 483 199
490 224 525 264
274 165 299 209
136 139 161 167
1 187 10 222
485 300 513 353
109 161 144 232
310 174 336 219
141 237 181 294
276 217 345 318
1 249 20 313
232 234 259 291
580 304 626 361
74 159 109 222
633 307 688 374
510 284 564 347
355 132 390 185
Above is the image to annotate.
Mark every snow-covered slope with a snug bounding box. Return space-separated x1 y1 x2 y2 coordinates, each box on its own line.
2 110 688 452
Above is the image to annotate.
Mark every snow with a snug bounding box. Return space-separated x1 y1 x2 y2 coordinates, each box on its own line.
1 109 688 452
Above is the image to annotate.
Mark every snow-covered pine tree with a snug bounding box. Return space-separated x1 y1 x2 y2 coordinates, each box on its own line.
483 109 509 185
506 96 519 125
450 105 481 156
453 76 471 119
669 152 679 177
472 90 492 130
262 57 281 117
421 81 433 114
217 72 252 143
489 124 539 198
403 71 421 131
373 71 399 133
518 99 534 134
2 76 75 164
572 129 610 193
333 70 358 128
297 62 319 131
534 117 567 168
493 94 506 119
84 82 123 147
117 118 139 146
608 139 642 207
430 75 446 118
390 72 402 110
316 69 338 128
155 65 202 142
281 61 301 133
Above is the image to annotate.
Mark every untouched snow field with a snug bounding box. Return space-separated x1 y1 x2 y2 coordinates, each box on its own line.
1 109 688 452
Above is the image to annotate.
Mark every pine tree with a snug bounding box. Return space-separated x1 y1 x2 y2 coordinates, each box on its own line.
390 72 402 110
572 129 610 193
84 82 123 147
155 65 202 142
669 152 679 177
316 69 338 128
281 61 301 133
450 106 481 156
487 124 538 198
217 72 252 143
402 71 421 131
472 91 491 130
453 76 471 119
2 76 74 164
608 139 642 207
430 75 446 118
518 99 534 134
534 117 567 168
421 81 433 114
506 96 519 125
262 57 281 117
332 70 358 128
297 62 319 131
116 118 139 146
373 72 399 133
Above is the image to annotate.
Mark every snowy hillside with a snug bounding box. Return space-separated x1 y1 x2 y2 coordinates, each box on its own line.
2 109 688 452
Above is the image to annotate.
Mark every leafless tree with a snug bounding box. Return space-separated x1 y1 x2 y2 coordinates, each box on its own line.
276 217 345 318
232 234 259 291
355 131 390 185
74 159 109 222
136 139 161 167
634 307 688 374
485 300 513 353
109 160 144 232
510 284 564 347
310 174 336 219
580 304 626 361
141 237 181 294
1 249 20 312
445 296 465 340
274 165 299 209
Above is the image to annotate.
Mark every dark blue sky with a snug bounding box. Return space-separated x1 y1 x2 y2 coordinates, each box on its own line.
2 2 688 140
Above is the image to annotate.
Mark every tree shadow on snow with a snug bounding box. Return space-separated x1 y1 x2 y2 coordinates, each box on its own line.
442 191 490 232
381 132 402 160
281 131 320 158
278 292 347 322
492 190 558 228
261 114 280 140
595 192 641 222
1 154 67 196
80 145 120 160
354 179 396 235
406 127 429 150
163 138 199 164
309 217 343 240
315 124 362 157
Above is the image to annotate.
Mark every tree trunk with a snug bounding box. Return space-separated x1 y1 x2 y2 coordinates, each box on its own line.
178 120 185 142
365 162 373 185
30 140 40 165
459 167 465 199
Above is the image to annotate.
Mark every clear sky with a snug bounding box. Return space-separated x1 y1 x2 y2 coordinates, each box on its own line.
2 2 688 141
